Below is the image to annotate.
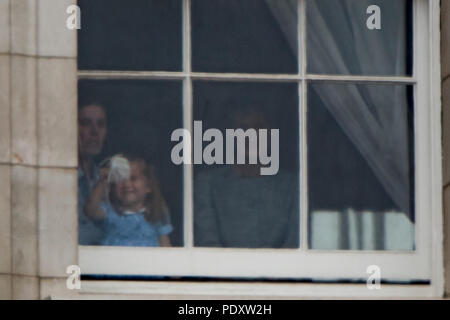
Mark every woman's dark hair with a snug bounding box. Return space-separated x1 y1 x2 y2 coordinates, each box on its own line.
78 100 106 113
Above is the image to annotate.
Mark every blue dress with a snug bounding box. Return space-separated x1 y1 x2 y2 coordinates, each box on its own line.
97 202 173 247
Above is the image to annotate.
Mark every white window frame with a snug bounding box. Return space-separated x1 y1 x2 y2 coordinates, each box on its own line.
77 0 444 298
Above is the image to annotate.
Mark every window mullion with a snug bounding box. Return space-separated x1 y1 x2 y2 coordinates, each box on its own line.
183 0 194 248
299 0 308 251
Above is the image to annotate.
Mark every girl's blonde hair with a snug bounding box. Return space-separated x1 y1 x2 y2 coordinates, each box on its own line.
110 155 170 224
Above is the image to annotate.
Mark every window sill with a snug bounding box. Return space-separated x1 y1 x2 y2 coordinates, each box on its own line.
63 280 442 299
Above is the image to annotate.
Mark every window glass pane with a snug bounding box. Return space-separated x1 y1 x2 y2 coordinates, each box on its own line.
307 83 415 250
77 80 184 247
193 81 300 248
307 0 413 76
192 0 298 74
78 0 182 71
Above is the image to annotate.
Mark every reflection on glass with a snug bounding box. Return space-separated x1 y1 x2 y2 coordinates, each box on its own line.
78 0 182 71
192 0 298 74
307 83 415 250
307 0 412 75
193 82 300 248
77 80 183 247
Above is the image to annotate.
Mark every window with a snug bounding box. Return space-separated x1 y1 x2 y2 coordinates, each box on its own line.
77 0 443 296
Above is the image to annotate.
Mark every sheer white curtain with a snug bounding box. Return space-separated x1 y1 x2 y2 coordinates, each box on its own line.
265 0 414 250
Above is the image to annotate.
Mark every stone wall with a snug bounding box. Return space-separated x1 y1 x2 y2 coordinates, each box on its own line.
0 0 78 300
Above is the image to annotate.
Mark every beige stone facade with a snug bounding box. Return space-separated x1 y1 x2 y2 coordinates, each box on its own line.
0 0 78 299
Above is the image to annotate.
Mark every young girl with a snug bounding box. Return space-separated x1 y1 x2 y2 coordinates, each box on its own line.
85 155 172 247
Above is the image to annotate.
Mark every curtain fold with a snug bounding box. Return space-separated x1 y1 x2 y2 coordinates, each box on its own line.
265 0 414 249
266 0 412 220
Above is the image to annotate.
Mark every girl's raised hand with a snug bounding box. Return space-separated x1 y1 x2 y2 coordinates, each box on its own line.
99 167 110 183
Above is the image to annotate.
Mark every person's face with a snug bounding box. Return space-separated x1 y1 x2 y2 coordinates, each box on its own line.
78 105 107 157
114 162 152 210
235 111 268 161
